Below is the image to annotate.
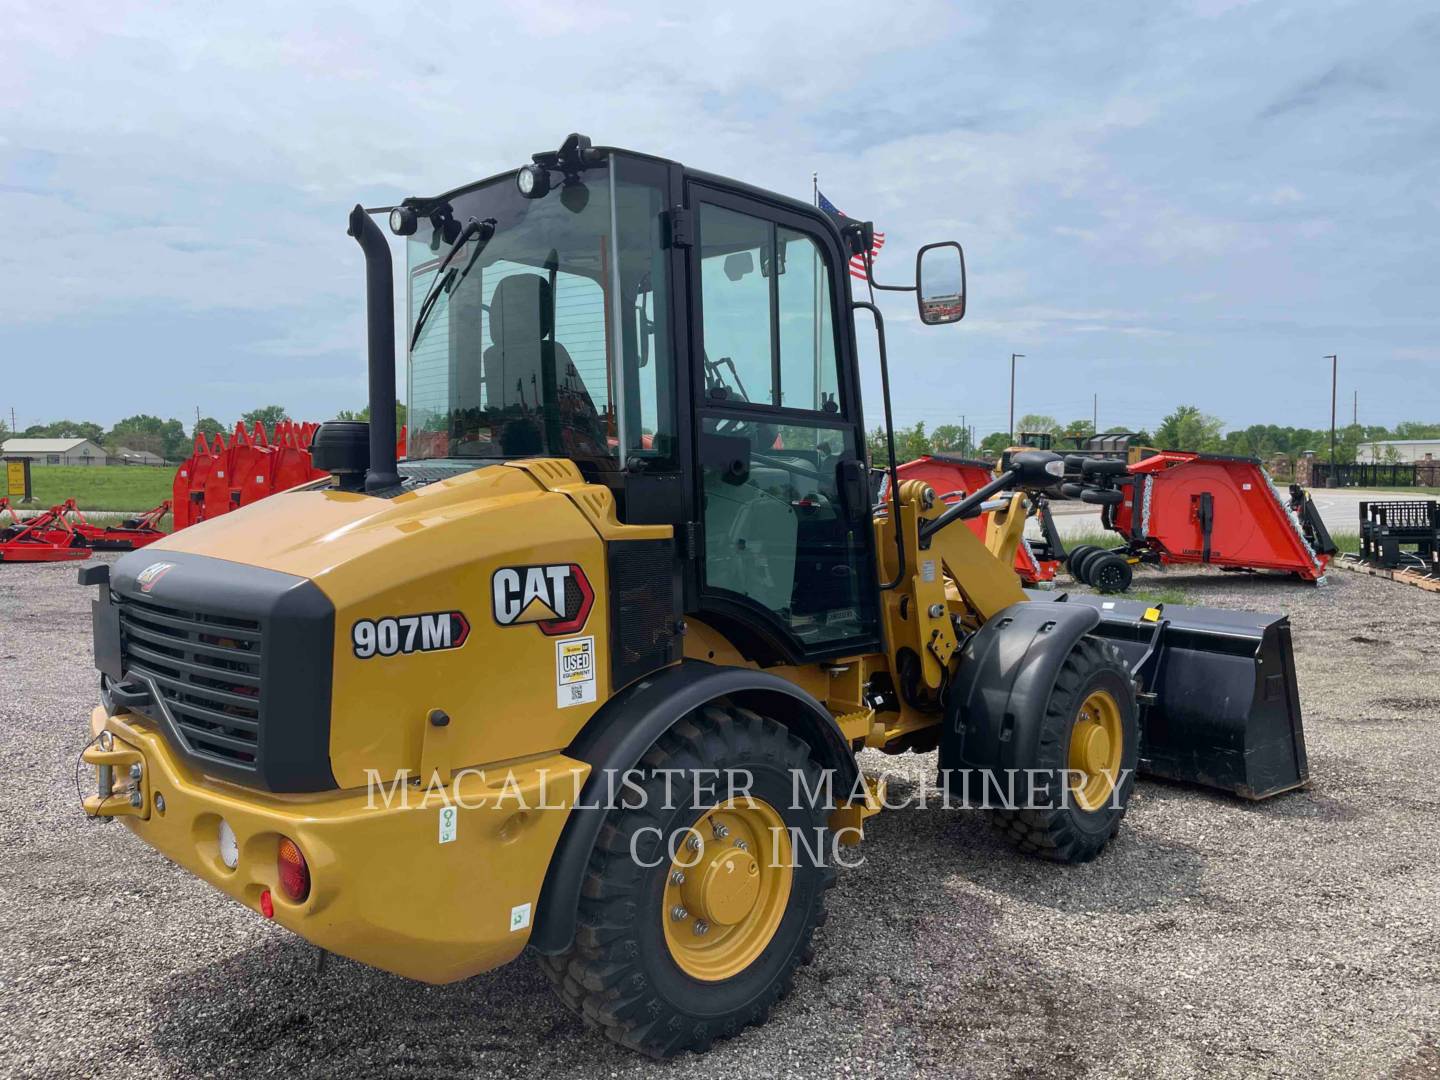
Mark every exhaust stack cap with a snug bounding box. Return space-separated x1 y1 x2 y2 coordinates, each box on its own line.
310 420 370 492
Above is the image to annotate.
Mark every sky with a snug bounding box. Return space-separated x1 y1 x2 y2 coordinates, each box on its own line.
3 0 1438 439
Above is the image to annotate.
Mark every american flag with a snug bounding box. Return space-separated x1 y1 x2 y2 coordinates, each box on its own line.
817 189 885 281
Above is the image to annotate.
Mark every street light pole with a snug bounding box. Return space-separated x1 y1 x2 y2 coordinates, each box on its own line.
1325 354 1337 473
1009 354 1024 442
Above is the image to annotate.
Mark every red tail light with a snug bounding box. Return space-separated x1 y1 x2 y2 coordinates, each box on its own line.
276 837 310 902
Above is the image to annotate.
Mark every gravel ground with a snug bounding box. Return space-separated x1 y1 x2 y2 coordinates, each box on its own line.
2 556 1438 1079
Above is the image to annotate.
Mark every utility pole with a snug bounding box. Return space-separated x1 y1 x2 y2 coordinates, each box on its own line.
1093 393 1098 434
1324 355 1338 471
960 414 967 454
1009 354 1024 442
1352 390 1357 427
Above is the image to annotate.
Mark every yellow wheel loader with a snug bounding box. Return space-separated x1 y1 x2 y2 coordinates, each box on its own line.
78 134 1308 1057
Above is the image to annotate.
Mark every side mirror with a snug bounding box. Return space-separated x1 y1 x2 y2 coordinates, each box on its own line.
915 241 966 325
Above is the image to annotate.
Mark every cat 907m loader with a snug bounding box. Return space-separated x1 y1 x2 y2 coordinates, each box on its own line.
78 134 1308 1057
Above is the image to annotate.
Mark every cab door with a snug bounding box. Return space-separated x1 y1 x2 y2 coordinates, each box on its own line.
687 185 880 662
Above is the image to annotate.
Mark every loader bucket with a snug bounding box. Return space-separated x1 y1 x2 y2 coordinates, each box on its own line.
1055 592 1308 799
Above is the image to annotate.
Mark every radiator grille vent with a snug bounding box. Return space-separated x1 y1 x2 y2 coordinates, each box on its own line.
607 539 678 688
117 594 262 770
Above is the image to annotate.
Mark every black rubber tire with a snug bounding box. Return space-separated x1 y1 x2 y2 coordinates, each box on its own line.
1060 482 1085 500
1074 547 1108 584
1089 553 1133 593
538 705 837 1058
990 636 1139 863
1079 486 1124 506
1066 545 1098 577
1081 458 1128 477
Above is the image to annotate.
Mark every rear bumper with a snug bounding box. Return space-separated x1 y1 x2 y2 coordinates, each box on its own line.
85 707 589 983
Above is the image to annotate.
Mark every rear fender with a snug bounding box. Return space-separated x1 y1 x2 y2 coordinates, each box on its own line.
939 601 1101 785
529 660 857 955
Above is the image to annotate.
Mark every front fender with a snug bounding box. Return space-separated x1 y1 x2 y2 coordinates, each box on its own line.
939 601 1101 783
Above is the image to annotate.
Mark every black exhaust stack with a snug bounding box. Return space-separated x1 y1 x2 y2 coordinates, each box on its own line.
347 204 400 493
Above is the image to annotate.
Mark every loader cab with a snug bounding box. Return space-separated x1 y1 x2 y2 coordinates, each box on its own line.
383 135 963 666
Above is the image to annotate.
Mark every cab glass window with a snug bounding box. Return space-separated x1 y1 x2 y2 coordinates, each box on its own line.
698 204 842 415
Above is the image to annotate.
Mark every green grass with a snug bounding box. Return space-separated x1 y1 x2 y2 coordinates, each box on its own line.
1053 528 1116 553
1122 588 1193 606
16 466 177 511
1328 531 1360 555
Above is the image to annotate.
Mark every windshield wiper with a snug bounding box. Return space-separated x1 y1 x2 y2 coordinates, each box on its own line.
410 216 496 350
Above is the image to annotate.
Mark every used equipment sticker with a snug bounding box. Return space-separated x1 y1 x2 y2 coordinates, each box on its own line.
555 636 596 708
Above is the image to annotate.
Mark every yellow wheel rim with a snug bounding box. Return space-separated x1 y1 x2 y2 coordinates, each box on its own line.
662 797 793 981
1067 689 1124 812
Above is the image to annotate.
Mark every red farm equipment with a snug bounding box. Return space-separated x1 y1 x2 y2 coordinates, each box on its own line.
890 454 1062 586
179 421 330 525
169 419 406 532
172 433 224 529
0 499 93 562
61 499 171 551
1059 449 1337 592
0 498 172 563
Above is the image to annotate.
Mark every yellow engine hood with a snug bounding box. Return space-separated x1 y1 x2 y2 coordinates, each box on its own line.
148 461 634 788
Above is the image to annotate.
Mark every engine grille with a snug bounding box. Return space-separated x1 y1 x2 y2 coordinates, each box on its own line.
117 593 263 769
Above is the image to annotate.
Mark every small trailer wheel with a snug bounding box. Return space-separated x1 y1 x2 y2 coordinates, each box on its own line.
1089 553 1133 593
1066 545 1098 578
1074 547 1109 585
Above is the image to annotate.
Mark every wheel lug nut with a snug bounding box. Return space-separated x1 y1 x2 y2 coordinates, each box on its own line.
734 840 748 851
693 920 709 935
671 906 688 921
686 835 702 852
670 870 686 885
712 824 729 839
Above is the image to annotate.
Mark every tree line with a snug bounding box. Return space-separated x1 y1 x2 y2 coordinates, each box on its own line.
868 406 1440 468
1 403 406 464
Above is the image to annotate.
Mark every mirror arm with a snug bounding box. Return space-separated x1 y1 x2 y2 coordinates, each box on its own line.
852 300 906 590
859 249 915 292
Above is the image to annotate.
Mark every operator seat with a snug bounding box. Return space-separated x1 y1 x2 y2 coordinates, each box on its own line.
483 273 605 455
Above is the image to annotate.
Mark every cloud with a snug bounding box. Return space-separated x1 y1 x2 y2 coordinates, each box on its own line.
1 0 1438 433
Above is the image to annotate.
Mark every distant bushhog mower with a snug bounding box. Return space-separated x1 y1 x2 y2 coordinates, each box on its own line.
1060 447 1336 591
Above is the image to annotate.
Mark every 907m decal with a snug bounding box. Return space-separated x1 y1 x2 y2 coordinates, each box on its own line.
352 611 470 659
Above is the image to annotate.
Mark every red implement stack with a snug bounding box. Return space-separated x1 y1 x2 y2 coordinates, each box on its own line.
173 420 328 528
6 420 401 564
